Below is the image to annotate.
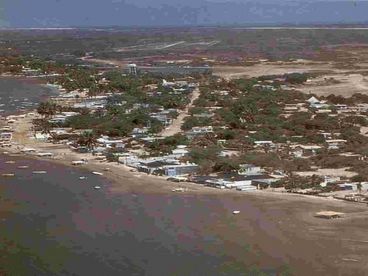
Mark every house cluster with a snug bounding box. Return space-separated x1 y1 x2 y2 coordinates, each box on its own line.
305 96 368 116
292 174 368 201
118 145 199 178
118 145 279 192
21 67 61 78
191 164 279 191
48 112 80 124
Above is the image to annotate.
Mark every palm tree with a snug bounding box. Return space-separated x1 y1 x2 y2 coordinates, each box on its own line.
108 106 120 120
32 119 52 136
357 183 362 194
77 131 97 150
37 101 58 118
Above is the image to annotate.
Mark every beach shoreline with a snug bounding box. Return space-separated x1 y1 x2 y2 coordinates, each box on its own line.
2 111 368 276
2 111 368 211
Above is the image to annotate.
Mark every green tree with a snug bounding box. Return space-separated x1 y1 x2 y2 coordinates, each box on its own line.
357 183 362 194
37 101 58 118
77 131 97 150
32 119 53 136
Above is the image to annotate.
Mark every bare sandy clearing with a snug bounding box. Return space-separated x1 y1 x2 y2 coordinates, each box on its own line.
213 61 335 79
296 168 357 178
296 73 368 97
214 60 368 97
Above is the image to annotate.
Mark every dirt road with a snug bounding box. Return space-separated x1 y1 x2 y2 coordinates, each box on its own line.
159 87 200 137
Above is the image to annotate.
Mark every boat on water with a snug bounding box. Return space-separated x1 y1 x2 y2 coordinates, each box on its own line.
5 161 15 164
79 176 87 180
232 210 240 215
92 172 103 176
94 186 101 190
17 166 29 169
32 171 47 174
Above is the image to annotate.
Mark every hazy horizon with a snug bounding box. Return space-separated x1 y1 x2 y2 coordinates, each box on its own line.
0 0 367 28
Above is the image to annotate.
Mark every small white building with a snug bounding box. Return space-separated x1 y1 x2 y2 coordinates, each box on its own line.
97 136 124 148
326 139 347 150
34 133 51 141
293 145 322 157
171 145 189 158
0 132 12 141
239 164 263 176
254 141 275 148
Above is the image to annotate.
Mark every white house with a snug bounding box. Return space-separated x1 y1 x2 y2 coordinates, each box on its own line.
307 96 320 105
254 141 275 148
0 132 12 141
307 96 329 109
293 145 322 157
171 145 189 158
239 164 263 176
326 139 347 150
164 163 198 177
97 136 124 148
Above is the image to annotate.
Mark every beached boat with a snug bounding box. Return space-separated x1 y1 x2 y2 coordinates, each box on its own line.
37 152 53 157
21 147 37 153
32 171 47 174
92 172 103 176
72 160 86 166
172 188 186 192
2 173 15 177
315 211 344 219
232 210 240 215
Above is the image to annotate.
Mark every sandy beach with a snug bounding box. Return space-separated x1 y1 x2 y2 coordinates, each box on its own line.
2 112 363 198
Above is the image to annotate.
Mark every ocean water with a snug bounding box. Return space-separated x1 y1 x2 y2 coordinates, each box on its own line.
0 78 58 116
0 156 276 276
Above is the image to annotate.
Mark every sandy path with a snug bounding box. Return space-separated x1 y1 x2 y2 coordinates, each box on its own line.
159 87 200 137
